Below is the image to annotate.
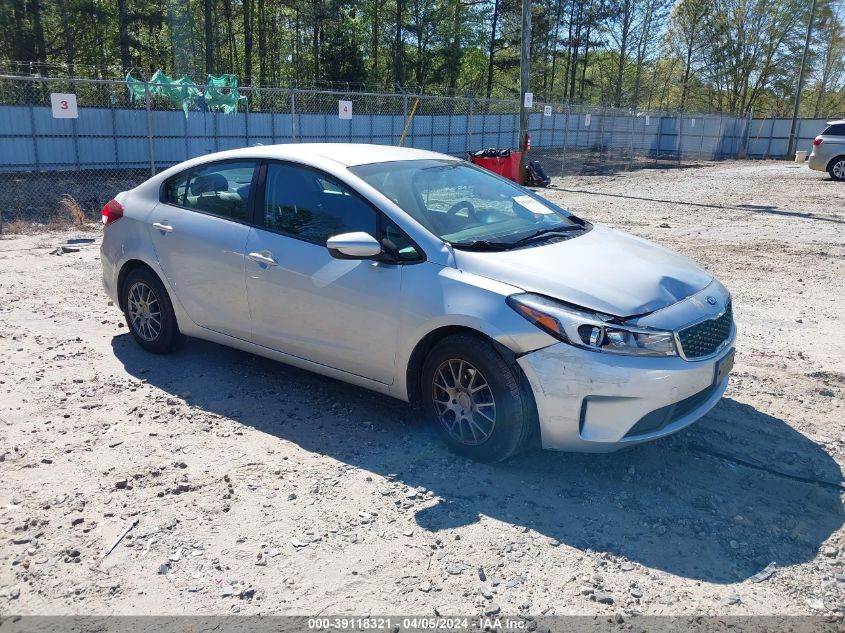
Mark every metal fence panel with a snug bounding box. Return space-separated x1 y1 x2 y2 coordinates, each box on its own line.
0 73 834 228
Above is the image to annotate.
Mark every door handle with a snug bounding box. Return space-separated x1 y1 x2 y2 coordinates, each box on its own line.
152 222 173 233
248 251 278 266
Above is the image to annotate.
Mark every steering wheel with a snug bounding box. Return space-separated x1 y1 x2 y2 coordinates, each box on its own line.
446 200 479 221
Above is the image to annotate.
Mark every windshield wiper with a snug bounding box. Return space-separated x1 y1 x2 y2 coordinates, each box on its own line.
509 225 583 247
449 239 512 251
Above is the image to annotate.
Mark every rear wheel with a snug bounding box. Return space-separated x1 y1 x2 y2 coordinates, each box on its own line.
829 157 845 181
122 268 179 353
421 334 535 463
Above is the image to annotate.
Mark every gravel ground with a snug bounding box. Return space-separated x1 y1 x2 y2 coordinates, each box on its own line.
1 160 844 617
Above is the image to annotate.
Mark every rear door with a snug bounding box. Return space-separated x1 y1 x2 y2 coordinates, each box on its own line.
148 159 258 340
244 161 418 384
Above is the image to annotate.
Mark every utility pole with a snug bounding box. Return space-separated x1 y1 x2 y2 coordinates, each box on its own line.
518 0 532 182
787 0 818 158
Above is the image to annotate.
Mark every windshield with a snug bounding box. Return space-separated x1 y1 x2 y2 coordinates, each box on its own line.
349 159 582 247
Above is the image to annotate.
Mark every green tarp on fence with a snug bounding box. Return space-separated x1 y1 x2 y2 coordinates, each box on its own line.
126 70 245 116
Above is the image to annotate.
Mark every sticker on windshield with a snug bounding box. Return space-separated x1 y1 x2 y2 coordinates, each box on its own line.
513 195 554 215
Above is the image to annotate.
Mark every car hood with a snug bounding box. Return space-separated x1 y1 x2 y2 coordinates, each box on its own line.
452 224 713 316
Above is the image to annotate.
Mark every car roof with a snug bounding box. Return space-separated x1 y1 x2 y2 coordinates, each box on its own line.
190 143 457 167
826 120 845 127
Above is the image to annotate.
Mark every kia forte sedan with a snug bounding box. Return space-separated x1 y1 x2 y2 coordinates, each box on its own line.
101 144 735 462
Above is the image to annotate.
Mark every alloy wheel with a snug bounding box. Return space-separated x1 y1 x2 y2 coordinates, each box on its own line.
432 358 497 445
833 160 845 180
127 281 162 342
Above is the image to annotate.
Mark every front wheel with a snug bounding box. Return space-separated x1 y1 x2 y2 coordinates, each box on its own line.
421 334 536 463
828 157 845 181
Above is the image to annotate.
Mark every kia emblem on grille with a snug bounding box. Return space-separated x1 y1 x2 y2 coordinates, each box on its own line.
706 296 718 306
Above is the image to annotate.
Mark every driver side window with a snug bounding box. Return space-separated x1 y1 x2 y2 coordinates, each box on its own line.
262 163 376 245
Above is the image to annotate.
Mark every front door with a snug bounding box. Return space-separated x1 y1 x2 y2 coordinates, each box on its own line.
245 162 405 384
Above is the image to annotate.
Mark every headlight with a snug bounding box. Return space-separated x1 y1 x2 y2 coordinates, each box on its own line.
507 293 677 357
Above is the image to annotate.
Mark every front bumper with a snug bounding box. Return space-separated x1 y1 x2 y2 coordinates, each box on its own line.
518 336 734 452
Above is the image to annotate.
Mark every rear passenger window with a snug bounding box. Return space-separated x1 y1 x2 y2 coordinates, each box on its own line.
823 124 845 136
175 161 257 221
262 163 376 244
164 173 189 206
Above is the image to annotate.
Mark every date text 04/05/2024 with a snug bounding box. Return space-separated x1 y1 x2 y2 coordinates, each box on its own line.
307 617 528 631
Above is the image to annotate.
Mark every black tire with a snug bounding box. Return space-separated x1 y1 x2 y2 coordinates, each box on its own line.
828 157 845 181
122 267 180 353
420 334 536 463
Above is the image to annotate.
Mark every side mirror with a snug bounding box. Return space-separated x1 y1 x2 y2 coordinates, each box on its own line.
326 232 383 259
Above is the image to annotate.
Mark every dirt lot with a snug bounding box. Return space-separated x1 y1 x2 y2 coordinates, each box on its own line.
1 160 844 617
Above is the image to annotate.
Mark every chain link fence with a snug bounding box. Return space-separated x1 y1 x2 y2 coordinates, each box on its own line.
526 102 755 176
0 74 832 229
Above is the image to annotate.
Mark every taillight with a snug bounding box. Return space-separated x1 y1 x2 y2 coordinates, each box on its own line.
101 198 124 225
813 137 823 146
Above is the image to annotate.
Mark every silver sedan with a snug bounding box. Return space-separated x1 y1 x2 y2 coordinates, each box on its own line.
100 144 735 462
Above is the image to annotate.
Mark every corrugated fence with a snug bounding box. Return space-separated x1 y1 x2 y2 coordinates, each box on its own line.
0 74 835 226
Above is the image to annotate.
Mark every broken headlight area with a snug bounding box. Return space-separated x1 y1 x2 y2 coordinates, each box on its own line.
507 292 677 357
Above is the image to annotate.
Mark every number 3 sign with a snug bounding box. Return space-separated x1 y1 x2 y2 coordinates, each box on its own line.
50 93 78 119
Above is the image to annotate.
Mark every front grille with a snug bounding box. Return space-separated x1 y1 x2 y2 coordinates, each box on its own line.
623 383 719 438
677 301 733 359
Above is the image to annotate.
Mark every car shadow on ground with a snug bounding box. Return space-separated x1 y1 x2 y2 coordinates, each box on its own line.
111 334 844 585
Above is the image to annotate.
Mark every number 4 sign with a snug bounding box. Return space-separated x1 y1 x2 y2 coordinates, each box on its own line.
338 100 352 120
50 93 78 119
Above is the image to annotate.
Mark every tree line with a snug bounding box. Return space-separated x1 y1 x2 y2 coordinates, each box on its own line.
2 0 844 116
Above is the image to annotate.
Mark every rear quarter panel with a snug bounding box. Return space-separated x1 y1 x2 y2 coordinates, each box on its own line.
814 134 845 170
100 186 196 333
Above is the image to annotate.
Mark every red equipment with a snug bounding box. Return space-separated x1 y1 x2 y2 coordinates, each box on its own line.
469 150 523 183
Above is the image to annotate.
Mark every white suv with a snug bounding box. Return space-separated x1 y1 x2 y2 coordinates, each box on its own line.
809 120 845 181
